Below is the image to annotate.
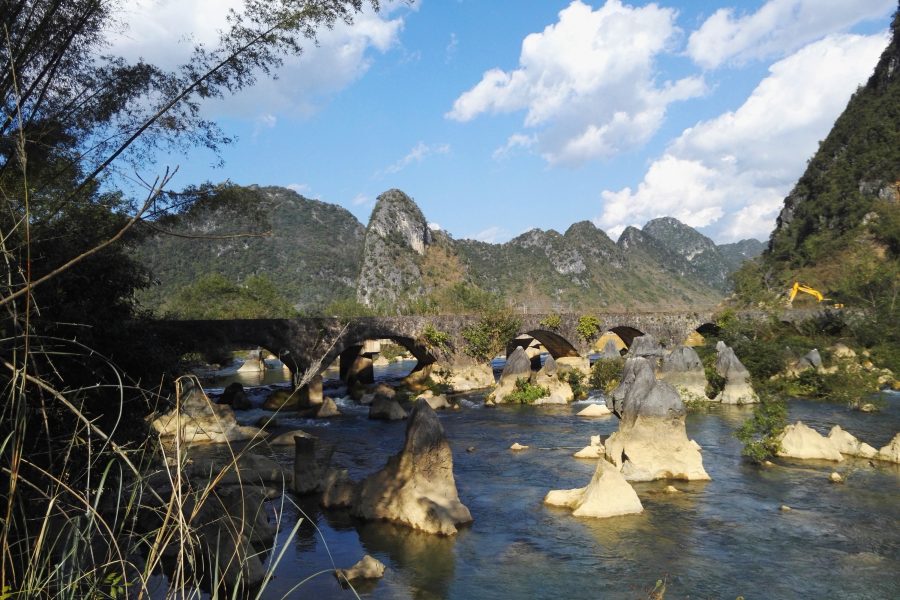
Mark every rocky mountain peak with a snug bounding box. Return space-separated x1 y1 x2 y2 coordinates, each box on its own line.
367 189 430 255
642 217 716 261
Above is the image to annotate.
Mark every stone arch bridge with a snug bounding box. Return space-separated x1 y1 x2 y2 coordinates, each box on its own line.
177 309 842 394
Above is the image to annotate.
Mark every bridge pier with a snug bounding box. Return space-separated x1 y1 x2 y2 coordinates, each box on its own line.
339 345 375 386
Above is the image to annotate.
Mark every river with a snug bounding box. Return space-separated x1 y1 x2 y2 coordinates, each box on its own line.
200 362 900 599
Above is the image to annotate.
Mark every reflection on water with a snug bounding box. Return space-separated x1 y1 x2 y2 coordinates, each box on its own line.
195 371 900 599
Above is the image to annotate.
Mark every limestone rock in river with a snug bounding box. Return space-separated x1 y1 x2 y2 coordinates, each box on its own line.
510 442 529 451
263 388 299 411
532 355 574 403
424 394 451 410
219 382 251 410
878 433 900 463
660 346 707 401
369 395 408 421
604 358 710 481
598 338 621 360
149 376 265 444
335 555 386 582
438 363 496 392
491 346 533 403
352 399 473 535
776 422 844 461
828 425 877 458
607 357 641 416
321 469 358 508
314 397 341 418
629 334 665 359
713 345 759 404
577 403 611 417
268 429 316 444
544 458 643 518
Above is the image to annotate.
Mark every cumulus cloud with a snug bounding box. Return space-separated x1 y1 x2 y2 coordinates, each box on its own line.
447 0 705 166
492 133 536 160
352 193 372 206
466 226 510 244
382 142 451 174
427 222 441 231
687 0 894 69
287 183 310 193
596 32 888 243
109 0 404 118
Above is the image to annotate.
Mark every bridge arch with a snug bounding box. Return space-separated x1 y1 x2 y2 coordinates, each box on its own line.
523 329 580 359
607 326 646 349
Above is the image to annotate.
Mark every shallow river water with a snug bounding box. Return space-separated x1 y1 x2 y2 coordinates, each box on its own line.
201 368 900 600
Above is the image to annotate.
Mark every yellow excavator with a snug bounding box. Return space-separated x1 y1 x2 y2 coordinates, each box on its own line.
788 282 843 308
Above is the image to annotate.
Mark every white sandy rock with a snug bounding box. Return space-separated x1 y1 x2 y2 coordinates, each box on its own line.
605 359 710 482
577 404 612 417
544 458 643 518
352 399 473 535
831 343 857 359
573 445 603 458
510 442 529 451
335 555 386 582
827 425 877 458
878 433 900 462
776 422 844 461
424 394 451 410
714 346 759 404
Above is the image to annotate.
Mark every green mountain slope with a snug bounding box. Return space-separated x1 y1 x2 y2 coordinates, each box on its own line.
138 185 365 313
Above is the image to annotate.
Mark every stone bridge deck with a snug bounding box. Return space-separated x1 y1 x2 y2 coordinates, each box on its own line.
177 309 845 388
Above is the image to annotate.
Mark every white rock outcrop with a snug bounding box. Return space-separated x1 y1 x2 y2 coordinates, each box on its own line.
605 358 710 481
491 347 533 403
660 346 707 401
714 345 759 404
544 458 643 518
335 555 386 582
776 422 844 461
879 434 900 462
598 338 622 360
577 403 612 417
827 425 877 458
352 399 473 535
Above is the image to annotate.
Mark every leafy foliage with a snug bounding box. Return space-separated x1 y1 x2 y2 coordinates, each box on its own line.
419 323 452 354
589 358 624 393
540 315 562 329
462 312 522 361
505 378 550 405
577 315 602 342
379 343 406 362
561 369 587 399
732 393 788 463
167 274 300 319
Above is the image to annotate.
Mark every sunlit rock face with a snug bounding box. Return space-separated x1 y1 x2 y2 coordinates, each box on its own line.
605 358 710 482
714 344 759 404
660 345 707 401
544 457 643 518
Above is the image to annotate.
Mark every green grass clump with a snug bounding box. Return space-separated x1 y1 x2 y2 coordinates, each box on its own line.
561 369 587 399
506 378 550 404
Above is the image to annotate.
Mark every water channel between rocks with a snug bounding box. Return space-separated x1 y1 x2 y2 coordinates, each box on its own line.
196 363 900 600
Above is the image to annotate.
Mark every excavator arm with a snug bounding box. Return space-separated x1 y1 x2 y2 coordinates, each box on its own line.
788 282 842 307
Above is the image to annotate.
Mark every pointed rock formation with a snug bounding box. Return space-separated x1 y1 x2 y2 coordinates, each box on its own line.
577 403 612 417
629 334 665 359
598 338 622 360
352 399 473 535
544 458 643 518
714 345 759 404
532 355 574 404
828 425 877 458
314 397 341 418
369 395 408 420
491 346 532 404
605 358 710 481
660 346 707 401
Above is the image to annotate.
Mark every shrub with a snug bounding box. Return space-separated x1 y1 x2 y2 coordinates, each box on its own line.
589 358 624 393
561 369 587 399
540 314 562 329
419 322 452 353
577 315 602 342
732 392 788 463
380 343 406 362
462 313 522 360
506 378 550 404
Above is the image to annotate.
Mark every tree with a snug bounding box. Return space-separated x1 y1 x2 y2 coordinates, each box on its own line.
169 274 301 319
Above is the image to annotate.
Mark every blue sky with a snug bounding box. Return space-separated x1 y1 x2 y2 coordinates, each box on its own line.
112 0 895 243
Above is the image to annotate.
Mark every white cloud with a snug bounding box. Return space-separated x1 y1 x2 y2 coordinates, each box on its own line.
446 33 458 63
352 193 372 206
446 0 706 166
383 142 451 174
109 0 404 118
428 222 441 231
687 0 894 69
466 226 510 244
492 133 536 160
596 32 889 243
287 183 310 193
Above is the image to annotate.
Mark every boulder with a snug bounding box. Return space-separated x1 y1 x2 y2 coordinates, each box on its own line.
321 469 358 508
629 334 665 358
424 394 451 410
293 436 324 494
219 382 251 410
604 359 710 481
827 425 877 458
369 396 408 421
371 382 396 397
491 347 533 403
532 355 574 403
352 399 473 535
598 338 622 360
510 443 529 451
544 458 643 518
715 341 727 352
361 393 377 406
268 429 316 445
417 389 434 400
577 404 612 417
373 356 390 367
314 397 341 418
186 453 287 488
660 346 707 401
714 346 759 404
787 349 823 377
573 436 605 458
776 422 844 461
149 376 263 444
214 485 278 544
878 433 900 462
263 388 299 411
829 472 844 484
255 415 279 429
335 555 386 582
831 343 857 359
